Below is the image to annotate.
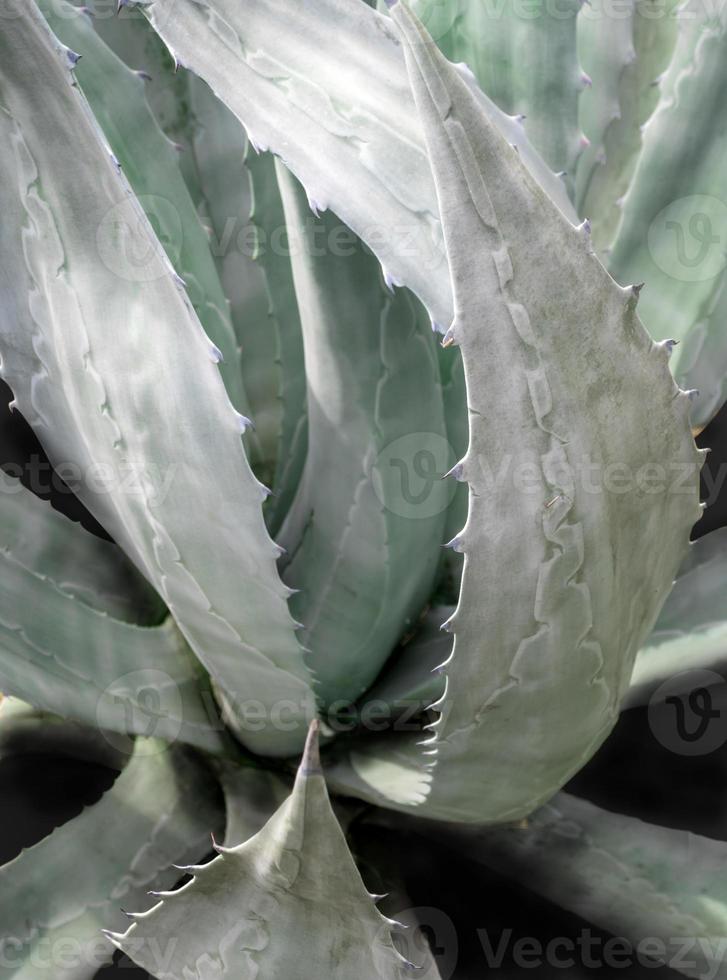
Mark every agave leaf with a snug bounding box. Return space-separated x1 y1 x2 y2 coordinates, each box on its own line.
218 760 292 847
375 0 702 824
626 528 727 709
76 0 202 191
607 2 727 430
0 480 163 625
575 0 680 254
427 793 727 980
109 724 416 979
383 0 586 185
438 345 468 595
0 696 126 769
41 0 254 424
0 1 316 756
187 78 282 482
247 155 308 533
79 3 306 497
135 0 576 333
0 523 227 754
275 165 449 707
187 78 310 510
359 607 450 721
0 738 224 980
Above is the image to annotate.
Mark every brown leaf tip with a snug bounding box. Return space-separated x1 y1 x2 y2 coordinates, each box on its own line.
301 719 322 776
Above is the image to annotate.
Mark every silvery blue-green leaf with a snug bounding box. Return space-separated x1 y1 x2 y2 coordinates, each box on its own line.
626 528 727 709
576 0 680 254
249 156 308 533
379 0 702 823
275 166 449 707
359 607 450 721
429 792 727 980
0 514 226 753
109 724 419 979
326 729 435 811
40 0 252 425
73 0 202 193
0 1 316 756
0 738 224 980
0 480 163 625
0 696 125 769
438 345 468 595
384 0 587 184
185 77 280 481
91 10 306 505
218 760 292 847
135 0 576 333
608 2 727 430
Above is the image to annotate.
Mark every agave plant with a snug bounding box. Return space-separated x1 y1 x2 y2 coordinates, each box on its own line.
1 0 727 976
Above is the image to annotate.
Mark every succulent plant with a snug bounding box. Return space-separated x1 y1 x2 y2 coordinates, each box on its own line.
0 0 726 976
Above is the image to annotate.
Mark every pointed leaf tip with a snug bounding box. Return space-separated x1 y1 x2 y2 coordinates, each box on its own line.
301 719 322 776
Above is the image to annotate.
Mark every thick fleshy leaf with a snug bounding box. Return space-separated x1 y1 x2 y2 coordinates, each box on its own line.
378 1 702 823
0 480 162 625
575 0 679 254
359 607 450 721
0 1 316 756
427 793 727 980
76 0 201 188
0 490 226 753
188 79 283 483
246 156 308 532
135 0 577 333
109 724 416 979
607 2 727 430
384 0 587 184
218 760 292 847
275 166 449 707
41 0 253 423
438 345 468 597
626 529 727 709
0 738 224 980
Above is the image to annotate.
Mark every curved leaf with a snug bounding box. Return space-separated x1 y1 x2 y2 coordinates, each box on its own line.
136 0 577 333
607 2 727 430
428 792 727 980
0 527 227 754
0 480 162 625
187 78 282 481
358 606 450 721
246 155 308 531
41 0 253 422
388 0 587 184
0 738 224 980
575 0 679 254
0 0 316 756
218 760 292 847
109 724 417 979
275 166 449 706
382 0 702 823
626 528 727 709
